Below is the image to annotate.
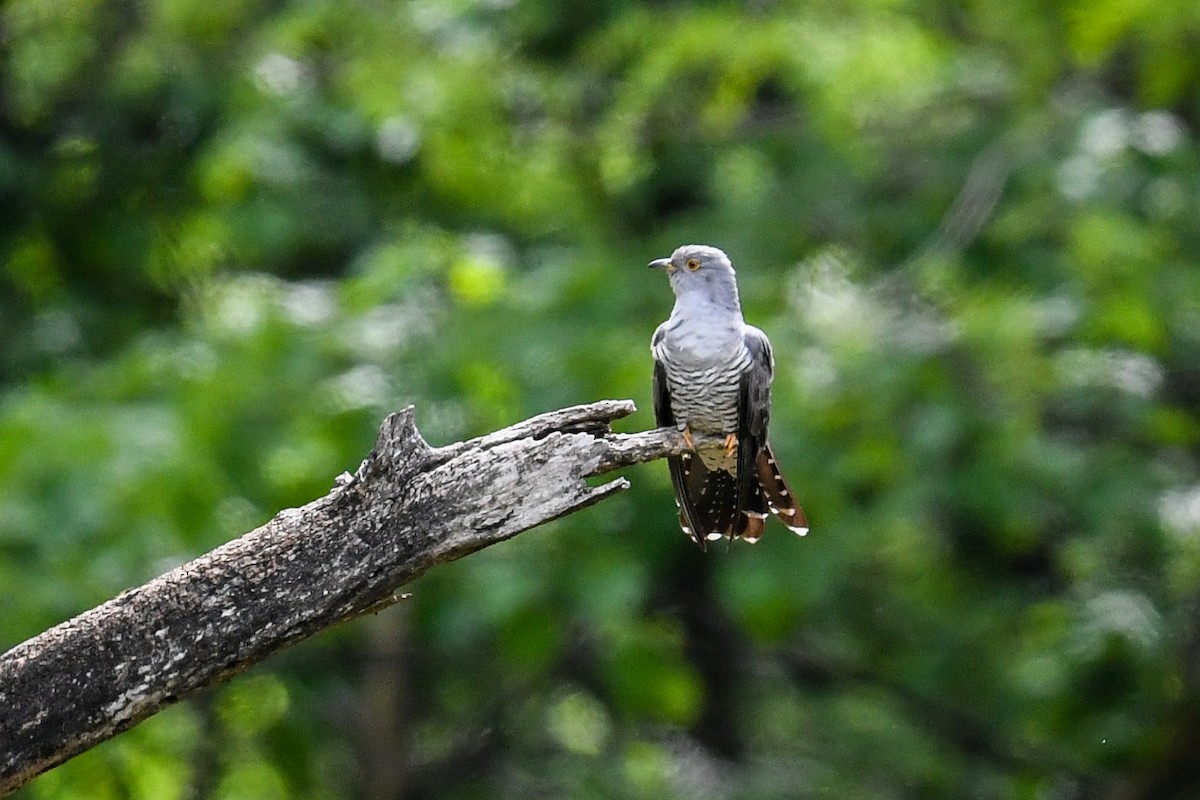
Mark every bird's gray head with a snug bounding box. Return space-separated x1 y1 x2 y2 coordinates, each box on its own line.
648 244 741 310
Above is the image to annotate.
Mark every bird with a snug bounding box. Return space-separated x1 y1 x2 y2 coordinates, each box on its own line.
649 244 808 549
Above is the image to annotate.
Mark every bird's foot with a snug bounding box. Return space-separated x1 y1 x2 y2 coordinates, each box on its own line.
723 433 737 458
681 426 695 450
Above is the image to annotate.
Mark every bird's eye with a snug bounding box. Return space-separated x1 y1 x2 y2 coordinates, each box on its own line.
686 258 700 271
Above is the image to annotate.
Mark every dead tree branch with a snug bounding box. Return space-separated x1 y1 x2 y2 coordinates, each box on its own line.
0 400 699 795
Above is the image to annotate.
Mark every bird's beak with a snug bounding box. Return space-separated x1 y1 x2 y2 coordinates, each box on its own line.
648 257 672 270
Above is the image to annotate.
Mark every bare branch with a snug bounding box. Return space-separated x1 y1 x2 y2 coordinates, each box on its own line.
0 400 698 795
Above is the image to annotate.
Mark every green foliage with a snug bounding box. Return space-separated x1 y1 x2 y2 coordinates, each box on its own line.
3 0 1200 797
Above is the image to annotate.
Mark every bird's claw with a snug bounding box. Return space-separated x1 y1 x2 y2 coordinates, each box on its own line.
682 426 695 450
723 433 737 458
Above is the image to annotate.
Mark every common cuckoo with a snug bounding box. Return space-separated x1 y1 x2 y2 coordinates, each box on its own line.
649 244 809 548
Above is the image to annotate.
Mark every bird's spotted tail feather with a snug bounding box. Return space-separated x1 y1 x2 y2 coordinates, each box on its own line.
676 452 740 549
672 445 807 548
756 444 809 536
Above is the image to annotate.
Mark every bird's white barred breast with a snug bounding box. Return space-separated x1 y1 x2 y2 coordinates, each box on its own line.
660 342 750 434
653 298 749 435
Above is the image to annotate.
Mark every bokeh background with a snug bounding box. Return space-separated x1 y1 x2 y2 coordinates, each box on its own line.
4 0 1200 797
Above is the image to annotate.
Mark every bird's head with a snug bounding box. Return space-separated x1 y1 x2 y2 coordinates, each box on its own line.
648 244 741 309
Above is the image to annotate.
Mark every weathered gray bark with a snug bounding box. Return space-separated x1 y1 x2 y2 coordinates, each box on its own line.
0 400 700 795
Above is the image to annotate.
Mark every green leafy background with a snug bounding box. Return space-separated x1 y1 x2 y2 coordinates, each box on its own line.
3 0 1200 797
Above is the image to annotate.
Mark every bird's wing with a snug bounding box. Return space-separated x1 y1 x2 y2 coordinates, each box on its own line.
652 326 706 549
736 326 774 529
650 324 674 427
741 325 808 535
739 325 774 440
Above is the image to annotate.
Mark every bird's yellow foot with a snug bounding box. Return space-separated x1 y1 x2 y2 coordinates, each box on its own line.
682 426 695 450
723 433 738 458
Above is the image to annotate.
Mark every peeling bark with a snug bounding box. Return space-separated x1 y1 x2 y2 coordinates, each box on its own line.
0 400 703 795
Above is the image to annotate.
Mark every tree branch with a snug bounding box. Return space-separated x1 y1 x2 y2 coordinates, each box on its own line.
0 400 700 795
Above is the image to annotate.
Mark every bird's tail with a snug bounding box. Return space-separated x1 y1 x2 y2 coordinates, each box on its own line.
673 444 807 547
755 443 809 536
676 451 741 549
